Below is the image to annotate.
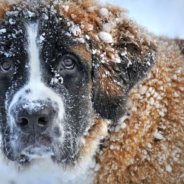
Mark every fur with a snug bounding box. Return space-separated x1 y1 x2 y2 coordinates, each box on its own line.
0 0 183 183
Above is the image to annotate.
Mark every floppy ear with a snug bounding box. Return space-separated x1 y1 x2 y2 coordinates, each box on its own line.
59 0 157 122
92 32 157 122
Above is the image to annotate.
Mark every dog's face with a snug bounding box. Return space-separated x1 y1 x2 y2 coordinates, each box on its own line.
0 6 94 166
0 1 156 169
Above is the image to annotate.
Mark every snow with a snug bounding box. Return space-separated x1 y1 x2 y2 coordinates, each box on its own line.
99 32 113 43
0 156 95 184
50 77 63 85
85 35 90 40
110 145 114 149
89 159 96 169
159 111 165 117
86 24 93 31
103 23 111 33
149 97 154 105
94 163 100 171
40 13 48 20
75 38 85 43
153 131 163 140
62 5 69 12
99 8 108 17
87 7 95 12
92 49 97 54
121 51 127 57
9 18 16 25
6 10 19 17
166 164 172 172
139 85 147 95
39 35 45 42
27 10 35 18
146 92 151 98
71 14 77 19
69 25 81 37
121 122 127 129
0 28 6 34
114 57 121 63
147 143 152 148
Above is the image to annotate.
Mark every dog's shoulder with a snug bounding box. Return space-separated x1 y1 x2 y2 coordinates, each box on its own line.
94 36 184 183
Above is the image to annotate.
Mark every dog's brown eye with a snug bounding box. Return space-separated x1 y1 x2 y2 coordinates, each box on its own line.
0 60 12 72
62 55 75 70
63 58 74 68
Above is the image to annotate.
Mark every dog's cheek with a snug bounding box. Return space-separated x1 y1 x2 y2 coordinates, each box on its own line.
93 91 127 121
92 63 128 121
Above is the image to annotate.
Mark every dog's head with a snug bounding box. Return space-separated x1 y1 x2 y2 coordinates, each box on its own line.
0 0 156 170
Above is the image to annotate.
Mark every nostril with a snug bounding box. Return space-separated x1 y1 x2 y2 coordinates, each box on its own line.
18 118 29 127
15 104 55 133
38 117 49 127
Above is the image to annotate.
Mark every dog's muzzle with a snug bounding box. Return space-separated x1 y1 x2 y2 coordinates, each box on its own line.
11 100 58 134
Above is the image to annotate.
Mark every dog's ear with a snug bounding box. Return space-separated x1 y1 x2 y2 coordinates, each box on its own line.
92 25 157 122
59 1 157 122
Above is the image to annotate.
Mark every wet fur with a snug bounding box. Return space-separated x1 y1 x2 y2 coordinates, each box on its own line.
0 0 183 183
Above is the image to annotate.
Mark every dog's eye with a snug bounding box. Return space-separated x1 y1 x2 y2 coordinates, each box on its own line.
61 55 75 70
0 59 13 73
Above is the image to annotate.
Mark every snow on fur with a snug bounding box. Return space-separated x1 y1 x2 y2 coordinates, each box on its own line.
0 0 183 184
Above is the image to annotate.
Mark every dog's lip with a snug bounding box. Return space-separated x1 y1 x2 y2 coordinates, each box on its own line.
21 144 54 158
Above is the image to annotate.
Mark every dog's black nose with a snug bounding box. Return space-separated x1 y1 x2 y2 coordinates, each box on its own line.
16 108 53 134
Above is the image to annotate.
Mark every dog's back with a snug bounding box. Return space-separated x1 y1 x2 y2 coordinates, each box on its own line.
95 38 184 183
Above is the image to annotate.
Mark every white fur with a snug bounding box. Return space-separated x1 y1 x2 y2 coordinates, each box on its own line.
0 155 94 184
1 23 95 183
7 23 65 129
0 133 94 184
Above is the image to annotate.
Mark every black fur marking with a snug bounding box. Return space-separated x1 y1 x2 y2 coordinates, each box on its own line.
0 6 93 166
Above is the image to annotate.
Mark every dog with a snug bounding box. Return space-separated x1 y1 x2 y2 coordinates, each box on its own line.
0 0 183 183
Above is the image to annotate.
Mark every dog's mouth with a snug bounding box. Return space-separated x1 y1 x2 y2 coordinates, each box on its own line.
22 145 54 159
12 133 56 163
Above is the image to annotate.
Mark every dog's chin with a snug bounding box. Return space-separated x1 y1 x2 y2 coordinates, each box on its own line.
22 145 54 158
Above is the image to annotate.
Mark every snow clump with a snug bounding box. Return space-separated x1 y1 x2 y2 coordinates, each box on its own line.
99 32 113 43
99 8 108 17
0 28 6 34
166 165 172 172
103 23 111 33
153 131 163 140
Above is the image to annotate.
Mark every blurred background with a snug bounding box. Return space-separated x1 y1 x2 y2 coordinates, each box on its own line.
101 0 184 39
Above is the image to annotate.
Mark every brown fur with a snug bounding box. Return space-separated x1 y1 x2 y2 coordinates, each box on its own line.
71 44 92 65
61 1 184 183
95 39 184 184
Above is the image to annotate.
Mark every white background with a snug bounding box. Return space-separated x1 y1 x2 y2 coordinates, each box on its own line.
101 0 184 39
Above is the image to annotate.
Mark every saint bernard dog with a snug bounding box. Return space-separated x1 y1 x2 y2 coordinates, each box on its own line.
0 0 183 183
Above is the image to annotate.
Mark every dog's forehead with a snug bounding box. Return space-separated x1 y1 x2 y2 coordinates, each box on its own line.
0 6 91 64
